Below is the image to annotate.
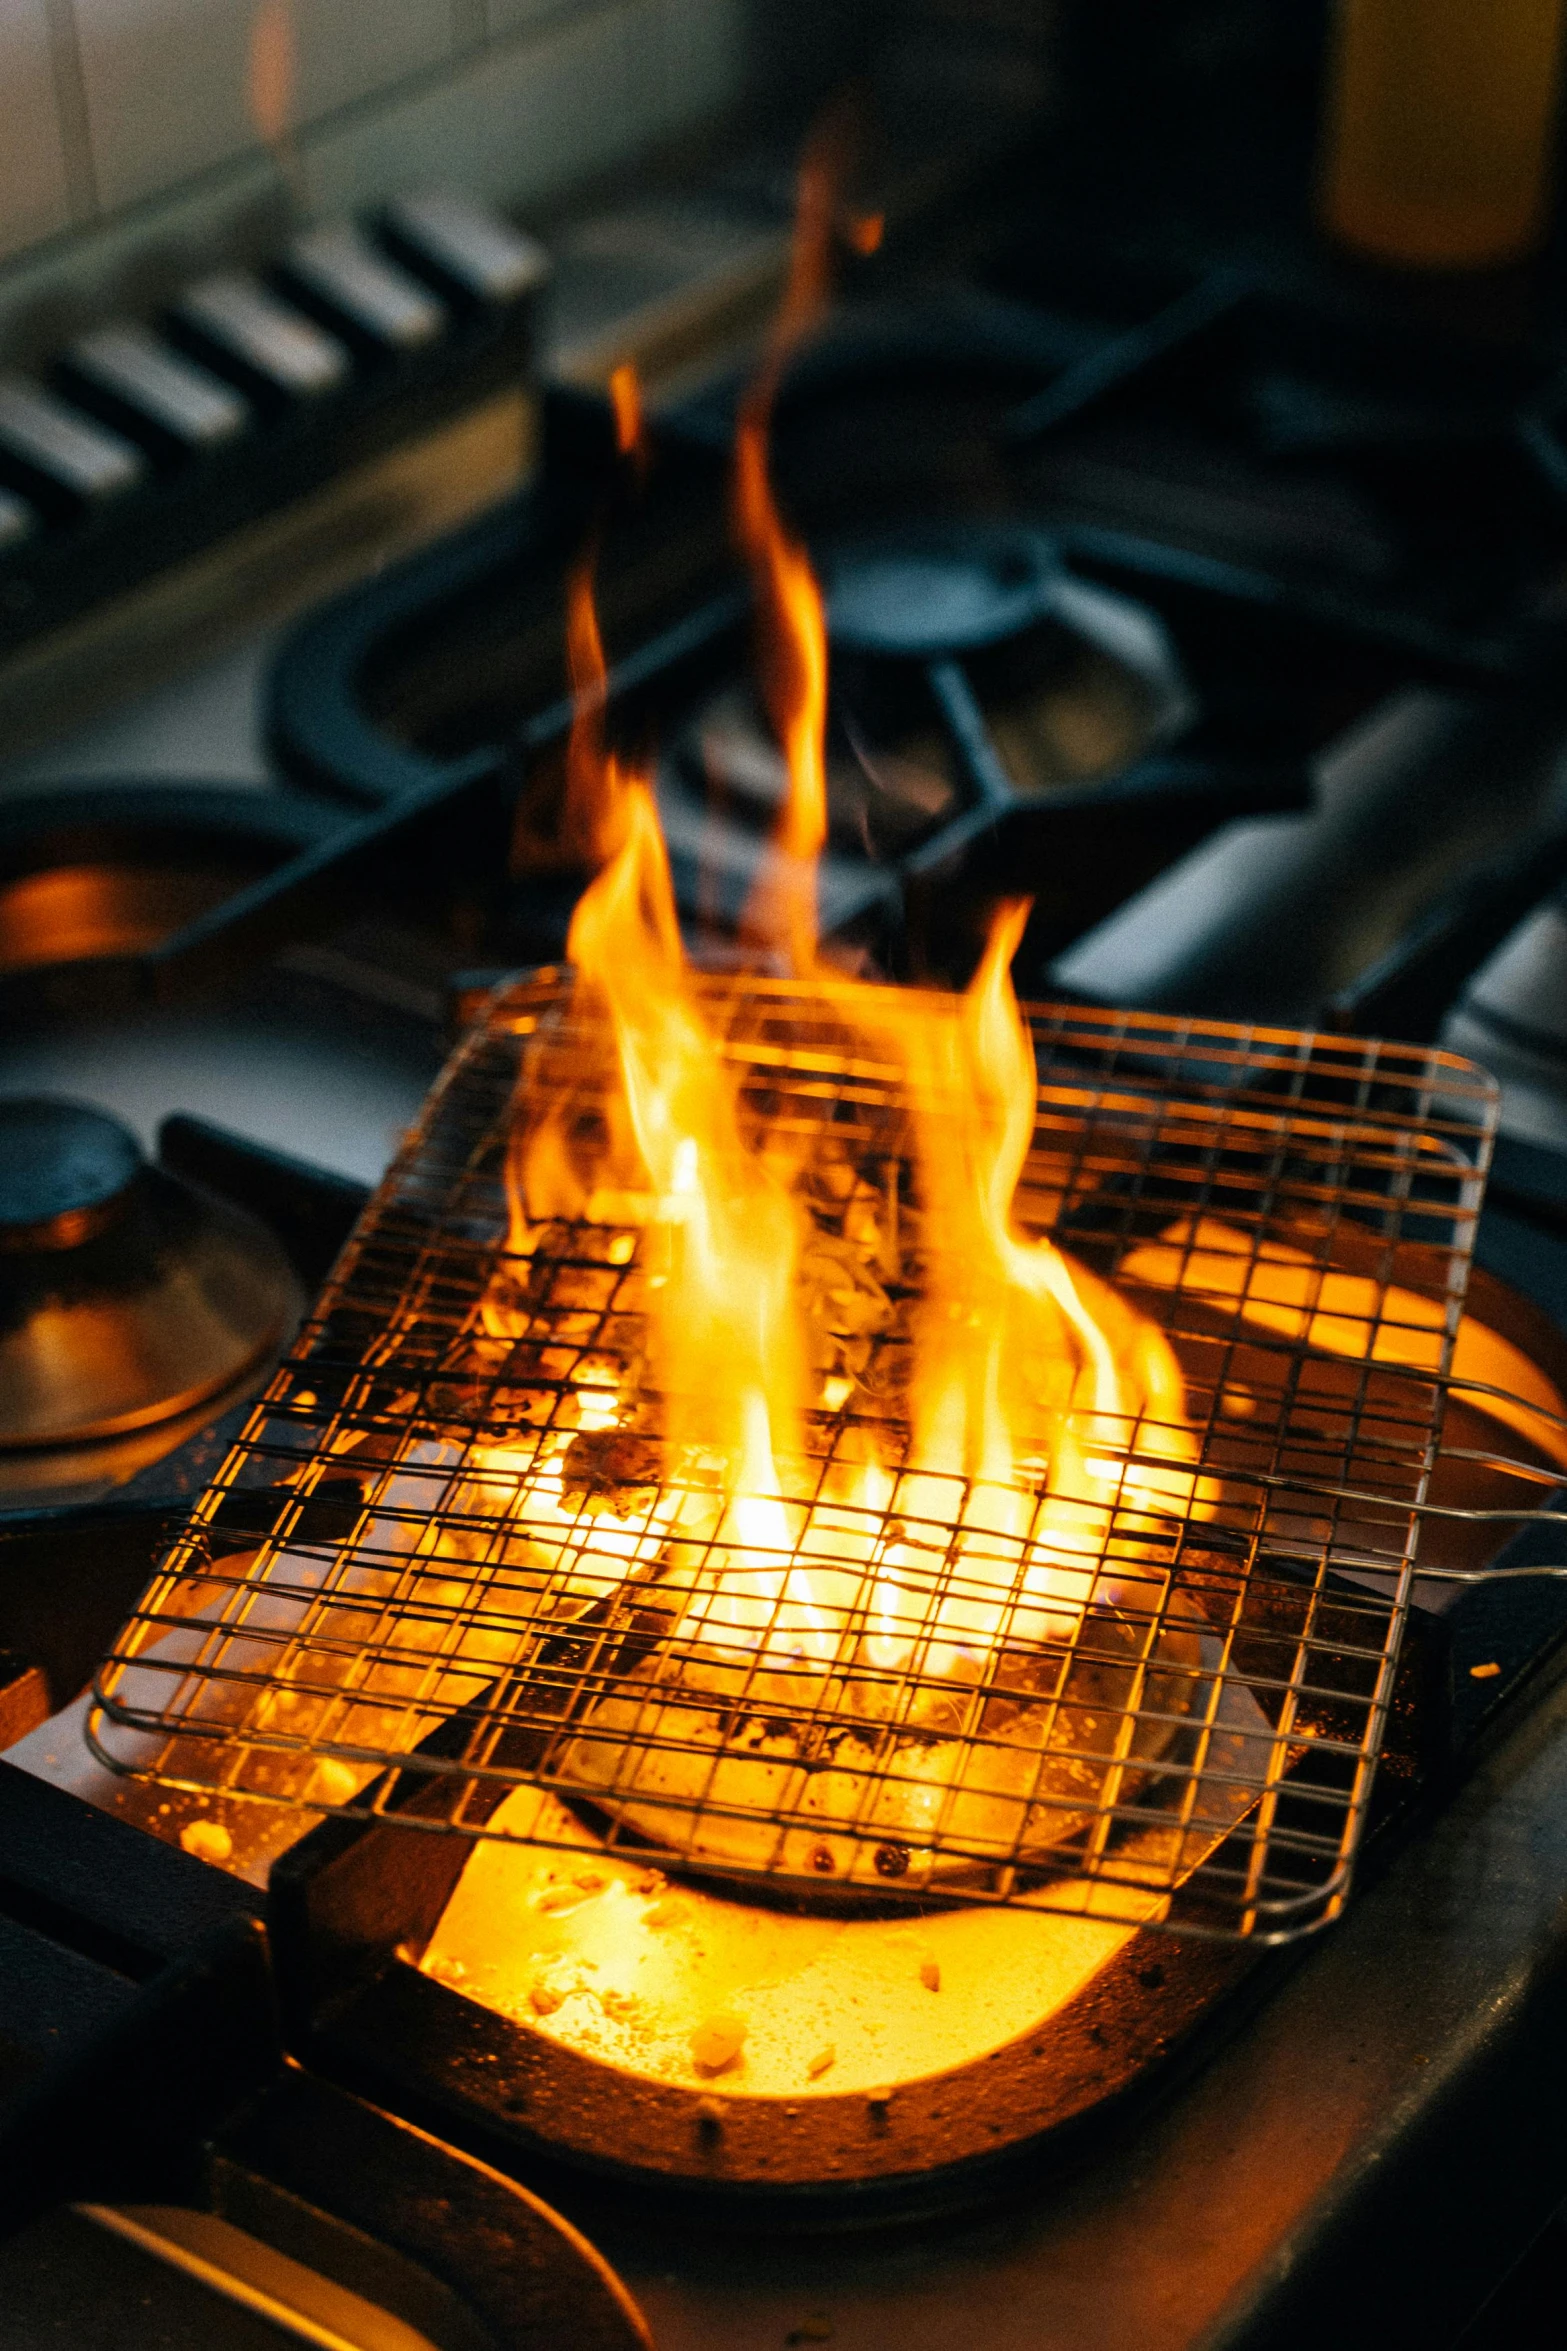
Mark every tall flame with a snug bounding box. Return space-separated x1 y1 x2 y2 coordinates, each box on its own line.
731 119 843 976
562 553 619 861
475 129 1204 1866
485 537 1199 1680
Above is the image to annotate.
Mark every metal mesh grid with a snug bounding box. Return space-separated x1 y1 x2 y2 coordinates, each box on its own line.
91 972 1506 1942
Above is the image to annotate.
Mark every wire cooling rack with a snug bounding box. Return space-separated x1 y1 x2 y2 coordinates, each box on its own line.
91 971 1510 1940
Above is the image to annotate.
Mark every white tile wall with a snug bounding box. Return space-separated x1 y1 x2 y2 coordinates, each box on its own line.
0 0 74 264
74 0 463 213
73 0 256 211
485 0 571 33
1 0 759 311
293 0 456 122
300 2 654 215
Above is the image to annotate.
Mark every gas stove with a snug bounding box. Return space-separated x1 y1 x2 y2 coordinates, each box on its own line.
10 155 1567 2350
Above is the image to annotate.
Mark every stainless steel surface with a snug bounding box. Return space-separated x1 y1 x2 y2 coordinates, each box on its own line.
1446 900 1567 1157
72 2204 451 2351
1054 686 1567 1028
1053 674 1567 1163
543 197 785 388
385 192 550 306
603 1647 1567 2349
66 325 250 450
174 277 350 400
284 226 446 352
0 384 531 777
4 638 274 791
0 1099 300 1501
0 372 533 1198
0 999 436 1188
0 488 34 551
0 182 775 795
0 377 144 503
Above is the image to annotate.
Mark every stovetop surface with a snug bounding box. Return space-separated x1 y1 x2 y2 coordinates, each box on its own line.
598 1645 1567 2350
10 132 1567 2350
8 179 1567 1162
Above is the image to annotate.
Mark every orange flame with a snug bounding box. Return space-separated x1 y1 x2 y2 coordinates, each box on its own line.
569 783 808 1496
485 693 1200 1690
731 118 845 976
562 553 619 862
483 553 1200 1654
474 132 1204 1863
846 210 884 255
759 119 844 389
608 363 647 474
732 426 828 976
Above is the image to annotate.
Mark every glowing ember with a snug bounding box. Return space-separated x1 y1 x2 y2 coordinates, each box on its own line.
466 142 1210 1890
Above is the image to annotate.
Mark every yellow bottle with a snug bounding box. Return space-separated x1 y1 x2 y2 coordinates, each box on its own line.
1320 0 1567 268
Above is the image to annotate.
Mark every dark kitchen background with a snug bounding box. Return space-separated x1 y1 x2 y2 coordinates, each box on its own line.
8 2 1567 2345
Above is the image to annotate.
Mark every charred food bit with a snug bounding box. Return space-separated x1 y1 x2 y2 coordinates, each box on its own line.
559 1427 664 1517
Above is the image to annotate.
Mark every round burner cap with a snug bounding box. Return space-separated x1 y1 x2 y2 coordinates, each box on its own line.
0 1097 142 1249
0 1094 299 1460
822 523 1063 658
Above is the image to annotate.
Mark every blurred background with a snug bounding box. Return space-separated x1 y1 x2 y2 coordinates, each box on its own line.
0 5 1345 365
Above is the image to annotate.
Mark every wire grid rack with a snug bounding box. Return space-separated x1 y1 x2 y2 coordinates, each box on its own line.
91 971 1506 1942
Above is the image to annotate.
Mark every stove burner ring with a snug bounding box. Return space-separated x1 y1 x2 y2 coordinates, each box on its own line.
822 522 1063 658
0 1095 300 1459
558 1599 1215 1904
0 781 341 999
0 1097 141 1252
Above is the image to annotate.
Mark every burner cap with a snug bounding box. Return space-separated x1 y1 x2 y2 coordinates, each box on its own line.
823 523 1062 658
0 1098 142 1249
0 1093 299 1457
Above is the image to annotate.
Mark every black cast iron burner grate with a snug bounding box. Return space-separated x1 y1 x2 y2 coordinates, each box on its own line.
90 973 1504 1942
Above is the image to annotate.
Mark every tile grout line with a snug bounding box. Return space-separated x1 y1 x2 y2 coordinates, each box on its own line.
288 0 656 172
3 0 700 309
43 0 100 229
